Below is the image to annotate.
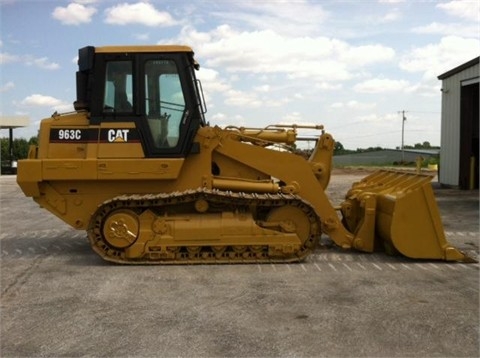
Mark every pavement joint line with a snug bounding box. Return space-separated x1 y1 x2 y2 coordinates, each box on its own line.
386 263 397 270
328 263 337 271
356 263 367 270
445 231 478 237
342 263 353 271
415 263 429 270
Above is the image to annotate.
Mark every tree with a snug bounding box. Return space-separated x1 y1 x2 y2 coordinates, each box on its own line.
334 141 344 154
1 136 37 162
333 141 355 155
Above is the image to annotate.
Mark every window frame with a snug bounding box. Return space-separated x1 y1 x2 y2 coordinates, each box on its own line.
144 59 186 149
103 61 134 113
89 51 202 158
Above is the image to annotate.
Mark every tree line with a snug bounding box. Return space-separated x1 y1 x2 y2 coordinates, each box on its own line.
295 140 439 159
1 137 38 163
1 136 439 163
333 140 439 155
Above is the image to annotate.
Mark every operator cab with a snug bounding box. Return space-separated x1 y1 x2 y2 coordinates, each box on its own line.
75 45 206 157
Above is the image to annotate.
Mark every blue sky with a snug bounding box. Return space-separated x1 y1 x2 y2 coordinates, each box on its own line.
1 0 479 149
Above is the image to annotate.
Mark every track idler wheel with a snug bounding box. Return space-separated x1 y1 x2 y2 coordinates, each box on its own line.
102 209 139 249
266 205 312 244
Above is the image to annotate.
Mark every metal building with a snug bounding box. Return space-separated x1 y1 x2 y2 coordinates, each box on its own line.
438 57 479 189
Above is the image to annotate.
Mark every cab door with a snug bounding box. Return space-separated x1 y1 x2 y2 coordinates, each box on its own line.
138 55 196 158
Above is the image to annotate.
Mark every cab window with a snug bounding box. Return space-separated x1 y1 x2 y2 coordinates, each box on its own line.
104 61 133 112
145 60 186 148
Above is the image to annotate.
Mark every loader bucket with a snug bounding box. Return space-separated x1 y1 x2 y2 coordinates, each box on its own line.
344 170 475 262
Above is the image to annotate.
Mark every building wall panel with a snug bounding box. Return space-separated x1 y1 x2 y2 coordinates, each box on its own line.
439 63 479 186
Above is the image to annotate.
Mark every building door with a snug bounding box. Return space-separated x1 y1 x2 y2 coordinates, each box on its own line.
459 81 479 189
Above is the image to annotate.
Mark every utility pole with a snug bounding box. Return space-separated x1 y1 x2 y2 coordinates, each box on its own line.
399 110 407 163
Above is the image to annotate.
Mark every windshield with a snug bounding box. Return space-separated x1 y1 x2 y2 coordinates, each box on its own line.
145 60 186 148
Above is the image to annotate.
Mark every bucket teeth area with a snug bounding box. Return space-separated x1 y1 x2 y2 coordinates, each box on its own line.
343 170 476 262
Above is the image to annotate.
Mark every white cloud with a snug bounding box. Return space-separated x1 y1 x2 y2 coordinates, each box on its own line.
134 33 150 41
52 3 97 25
104 2 177 27
356 113 401 128
0 81 14 92
215 1 329 36
196 67 230 105
412 22 479 36
211 112 226 122
331 100 377 110
224 89 263 107
20 94 73 113
21 94 63 107
404 82 440 98
211 113 246 128
338 44 395 66
380 9 402 22
266 96 292 108
0 53 59 70
0 52 18 64
280 112 304 124
437 0 480 22
56 103 75 113
315 82 343 90
196 68 228 91
354 78 410 93
170 25 395 84
400 36 480 79
254 84 270 93
74 0 98 4
25 57 60 70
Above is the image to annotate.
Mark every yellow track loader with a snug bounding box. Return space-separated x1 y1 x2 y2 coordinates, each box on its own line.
16 45 473 264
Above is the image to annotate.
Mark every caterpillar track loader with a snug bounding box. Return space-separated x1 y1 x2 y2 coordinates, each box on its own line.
17 45 473 264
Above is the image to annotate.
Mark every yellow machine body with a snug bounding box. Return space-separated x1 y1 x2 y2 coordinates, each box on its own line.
341 171 473 262
16 45 473 264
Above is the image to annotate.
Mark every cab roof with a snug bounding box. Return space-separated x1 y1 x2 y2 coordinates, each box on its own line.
94 45 194 54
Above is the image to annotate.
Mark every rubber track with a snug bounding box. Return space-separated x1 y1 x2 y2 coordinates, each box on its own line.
87 188 320 264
